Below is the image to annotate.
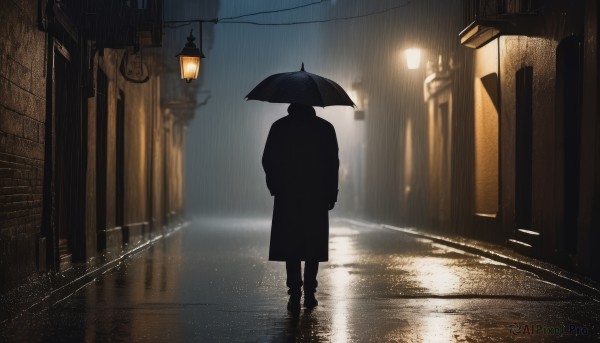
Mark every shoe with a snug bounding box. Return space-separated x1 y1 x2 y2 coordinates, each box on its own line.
287 293 301 312
304 293 318 309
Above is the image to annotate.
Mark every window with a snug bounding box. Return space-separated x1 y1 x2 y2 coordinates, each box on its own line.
474 73 499 215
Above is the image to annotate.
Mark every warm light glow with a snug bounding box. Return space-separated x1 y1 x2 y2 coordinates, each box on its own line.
179 56 200 82
347 89 358 108
421 312 455 342
413 255 460 342
405 48 422 70
328 227 358 343
475 74 499 214
413 256 459 294
474 41 500 215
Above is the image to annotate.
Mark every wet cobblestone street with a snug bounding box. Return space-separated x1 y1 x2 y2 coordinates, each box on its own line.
2 218 599 342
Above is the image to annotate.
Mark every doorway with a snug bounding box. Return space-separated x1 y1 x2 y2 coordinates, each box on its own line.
116 90 126 243
96 68 108 251
515 66 533 229
556 35 583 254
54 41 83 270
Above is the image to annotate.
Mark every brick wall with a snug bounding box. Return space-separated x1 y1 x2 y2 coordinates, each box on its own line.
0 0 47 291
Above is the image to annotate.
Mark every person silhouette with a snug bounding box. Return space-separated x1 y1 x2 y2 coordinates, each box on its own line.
262 103 339 311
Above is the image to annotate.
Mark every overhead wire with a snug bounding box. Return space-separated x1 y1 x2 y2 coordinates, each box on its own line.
163 0 414 28
164 22 193 29
219 0 413 26
163 0 327 26
219 0 330 21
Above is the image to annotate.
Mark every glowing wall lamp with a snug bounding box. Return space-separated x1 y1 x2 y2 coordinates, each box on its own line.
405 48 422 70
350 81 368 120
176 29 204 83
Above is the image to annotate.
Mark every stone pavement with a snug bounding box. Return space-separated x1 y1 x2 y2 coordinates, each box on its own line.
1 218 599 342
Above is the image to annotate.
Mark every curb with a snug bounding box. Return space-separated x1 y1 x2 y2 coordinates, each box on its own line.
0 222 188 327
340 218 600 302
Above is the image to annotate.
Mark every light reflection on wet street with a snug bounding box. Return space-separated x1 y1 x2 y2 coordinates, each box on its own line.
3 218 600 342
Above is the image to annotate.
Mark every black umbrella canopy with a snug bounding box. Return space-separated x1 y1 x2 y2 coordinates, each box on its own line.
246 63 355 108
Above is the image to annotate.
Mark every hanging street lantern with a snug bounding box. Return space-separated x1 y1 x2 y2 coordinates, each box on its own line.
405 48 422 70
176 29 204 83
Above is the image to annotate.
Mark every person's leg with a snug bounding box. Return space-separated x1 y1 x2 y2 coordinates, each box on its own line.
303 261 319 293
285 261 302 310
286 260 303 294
303 261 319 308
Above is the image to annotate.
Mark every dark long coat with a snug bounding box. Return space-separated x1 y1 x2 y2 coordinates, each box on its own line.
262 104 339 262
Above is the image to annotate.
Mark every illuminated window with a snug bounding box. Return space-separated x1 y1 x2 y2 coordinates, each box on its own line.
474 73 499 215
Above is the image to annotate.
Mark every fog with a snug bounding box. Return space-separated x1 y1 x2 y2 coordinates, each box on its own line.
183 0 463 222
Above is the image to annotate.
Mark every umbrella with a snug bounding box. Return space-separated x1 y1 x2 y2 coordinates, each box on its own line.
245 63 355 107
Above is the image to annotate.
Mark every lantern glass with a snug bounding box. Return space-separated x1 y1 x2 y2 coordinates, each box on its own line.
179 56 201 81
405 48 422 70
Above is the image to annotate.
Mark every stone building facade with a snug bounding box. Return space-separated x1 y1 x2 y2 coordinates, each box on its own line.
324 0 599 280
0 0 48 293
455 0 599 278
0 0 215 293
419 0 599 279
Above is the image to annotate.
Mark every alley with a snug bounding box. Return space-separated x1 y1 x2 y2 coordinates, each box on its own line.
2 218 598 342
